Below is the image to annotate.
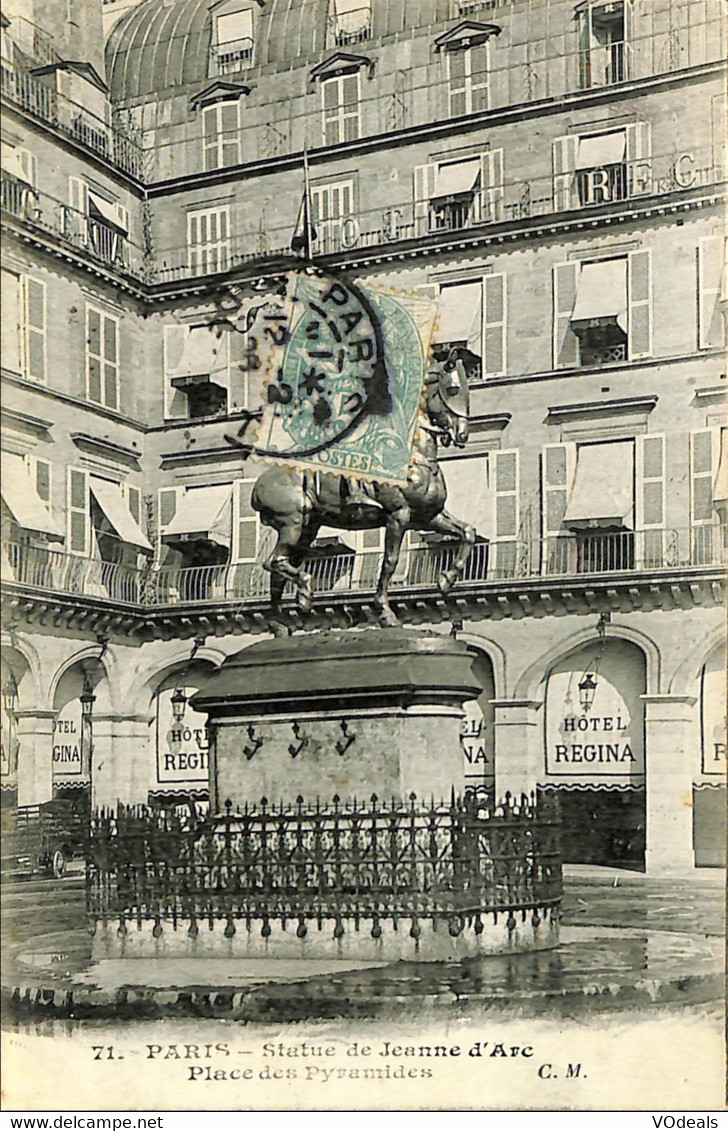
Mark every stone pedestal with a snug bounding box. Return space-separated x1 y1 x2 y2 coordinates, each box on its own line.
192 627 482 808
642 694 697 875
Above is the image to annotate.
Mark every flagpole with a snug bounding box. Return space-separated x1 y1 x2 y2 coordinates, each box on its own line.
302 145 312 260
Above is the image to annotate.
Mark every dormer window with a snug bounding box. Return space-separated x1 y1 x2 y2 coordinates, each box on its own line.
211 3 254 76
435 22 501 118
328 0 372 48
311 55 373 147
576 1 632 89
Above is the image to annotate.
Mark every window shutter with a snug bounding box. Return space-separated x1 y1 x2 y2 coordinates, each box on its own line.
625 120 650 195
623 0 634 77
636 434 665 567
67 468 90 556
698 236 726 350
690 428 720 565
552 262 579 368
124 484 142 525
18 148 37 186
86 307 102 403
103 314 119 411
164 324 191 418
68 176 88 242
552 135 578 211
34 458 51 504
491 448 519 578
628 248 652 358
413 163 437 236
232 479 259 562
22 277 46 381
482 273 506 377
541 442 576 573
480 148 504 223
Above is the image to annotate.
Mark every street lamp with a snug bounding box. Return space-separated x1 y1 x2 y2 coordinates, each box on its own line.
80 674 96 809
2 671 19 776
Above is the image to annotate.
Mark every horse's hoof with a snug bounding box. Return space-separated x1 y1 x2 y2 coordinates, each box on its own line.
377 608 400 628
437 571 455 595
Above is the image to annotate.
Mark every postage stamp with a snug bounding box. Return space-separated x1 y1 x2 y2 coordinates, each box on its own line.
222 267 437 485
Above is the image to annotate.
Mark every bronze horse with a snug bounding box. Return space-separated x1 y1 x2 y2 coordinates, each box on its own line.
251 353 475 629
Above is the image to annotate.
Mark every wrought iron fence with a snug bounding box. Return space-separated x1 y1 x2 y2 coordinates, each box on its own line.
86 791 562 932
4 542 143 604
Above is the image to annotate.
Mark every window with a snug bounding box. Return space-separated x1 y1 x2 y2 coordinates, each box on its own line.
552 250 651 369
448 43 489 116
163 323 230 419
1 269 21 373
552 123 650 212
690 429 725 564
576 0 632 89
414 150 504 235
66 177 129 266
541 435 665 574
1 142 37 217
202 100 240 170
86 306 119 409
698 236 726 351
328 0 372 46
430 274 506 379
159 484 233 570
187 205 231 275
322 73 360 146
2 272 47 381
311 179 354 253
67 468 150 563
211 5 254 74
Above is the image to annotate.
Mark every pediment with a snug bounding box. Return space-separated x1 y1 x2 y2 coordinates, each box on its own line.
309 51 374 81
190 80 252 108
434 21 501 51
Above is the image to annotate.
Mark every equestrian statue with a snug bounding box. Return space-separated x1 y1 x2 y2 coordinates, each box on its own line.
251 347 475 630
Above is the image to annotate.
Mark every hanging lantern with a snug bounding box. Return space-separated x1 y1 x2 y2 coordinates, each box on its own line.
578 671 598 714
2 672 18 719
80 674 96 720
170 686 188 725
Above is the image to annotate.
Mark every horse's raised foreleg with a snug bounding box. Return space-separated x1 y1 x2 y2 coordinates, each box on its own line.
374 509 409 627
426 510 476 594
264 518 313 614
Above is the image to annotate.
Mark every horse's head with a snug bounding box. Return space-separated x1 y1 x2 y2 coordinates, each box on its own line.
424 348 470 448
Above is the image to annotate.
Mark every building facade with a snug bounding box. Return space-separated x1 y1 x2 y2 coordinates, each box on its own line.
1 0 725 874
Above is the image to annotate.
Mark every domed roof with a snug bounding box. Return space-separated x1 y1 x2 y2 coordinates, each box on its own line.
106 0 456 103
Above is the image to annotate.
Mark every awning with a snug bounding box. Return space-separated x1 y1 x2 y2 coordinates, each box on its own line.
0 454 64 541
571 258 628 332
89 477 153 552
1 143 32 185
442 457 492 539
433 159 480 199
162 485 233 549
714 430 728 504
575 131 626 170
88 192 127 234
432 281 482 350
564 441 634 530
177 325 225 379
217 7 253 44
333 0 372 30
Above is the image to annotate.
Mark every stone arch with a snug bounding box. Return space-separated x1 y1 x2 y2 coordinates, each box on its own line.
513 622 660 702
669 624 727 697
0 633 43 706
126 643 228 707
457 631 506 699
50 648 114 714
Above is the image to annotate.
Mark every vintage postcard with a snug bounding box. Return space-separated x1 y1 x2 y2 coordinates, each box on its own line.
1 0 725 1114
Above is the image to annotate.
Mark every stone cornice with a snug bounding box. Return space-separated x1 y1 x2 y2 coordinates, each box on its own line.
547 396 658 421
71 432 143 468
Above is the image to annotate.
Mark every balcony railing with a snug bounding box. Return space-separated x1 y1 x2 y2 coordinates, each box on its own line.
210 36 254 75
4 543 143 605
151 142 725 281
4 526 724 610
1 177 144 278
0 65 143 178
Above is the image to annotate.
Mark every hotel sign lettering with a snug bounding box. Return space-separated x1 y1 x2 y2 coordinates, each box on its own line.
460 704 494 787
52 700 87 782
156 687 209 785
545 645 645 782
